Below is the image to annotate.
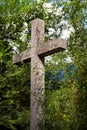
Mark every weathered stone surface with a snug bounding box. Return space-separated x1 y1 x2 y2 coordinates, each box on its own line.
13 48 31 64
30 18 45 130
38 38 67 57
12 18 67 130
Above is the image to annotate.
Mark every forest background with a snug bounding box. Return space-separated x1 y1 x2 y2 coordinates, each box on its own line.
0 0 87 130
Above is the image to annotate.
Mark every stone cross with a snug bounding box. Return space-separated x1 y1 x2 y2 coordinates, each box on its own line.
13 18 67 130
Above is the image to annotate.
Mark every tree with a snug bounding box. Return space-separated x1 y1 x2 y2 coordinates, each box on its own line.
0 1 30 129
0 0 66 129
45 0 87 129
0 0 87 130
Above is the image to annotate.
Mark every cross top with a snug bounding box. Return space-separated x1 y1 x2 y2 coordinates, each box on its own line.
13 18 66 64
13 18 67 130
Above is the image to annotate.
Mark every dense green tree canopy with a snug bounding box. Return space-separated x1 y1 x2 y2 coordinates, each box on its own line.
0 0 87 130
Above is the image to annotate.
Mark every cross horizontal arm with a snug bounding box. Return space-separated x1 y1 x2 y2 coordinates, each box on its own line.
13 38 67 64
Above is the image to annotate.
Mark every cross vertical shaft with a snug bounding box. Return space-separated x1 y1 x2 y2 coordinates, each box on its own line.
30 19 45 130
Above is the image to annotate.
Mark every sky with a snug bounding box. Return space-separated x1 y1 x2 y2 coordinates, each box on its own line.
43 3 74 39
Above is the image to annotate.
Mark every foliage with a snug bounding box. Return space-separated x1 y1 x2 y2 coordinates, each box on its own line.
63 0 87 129
0 1 30 129
45 87 77 130
0 0 87 130
45 0 87 129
